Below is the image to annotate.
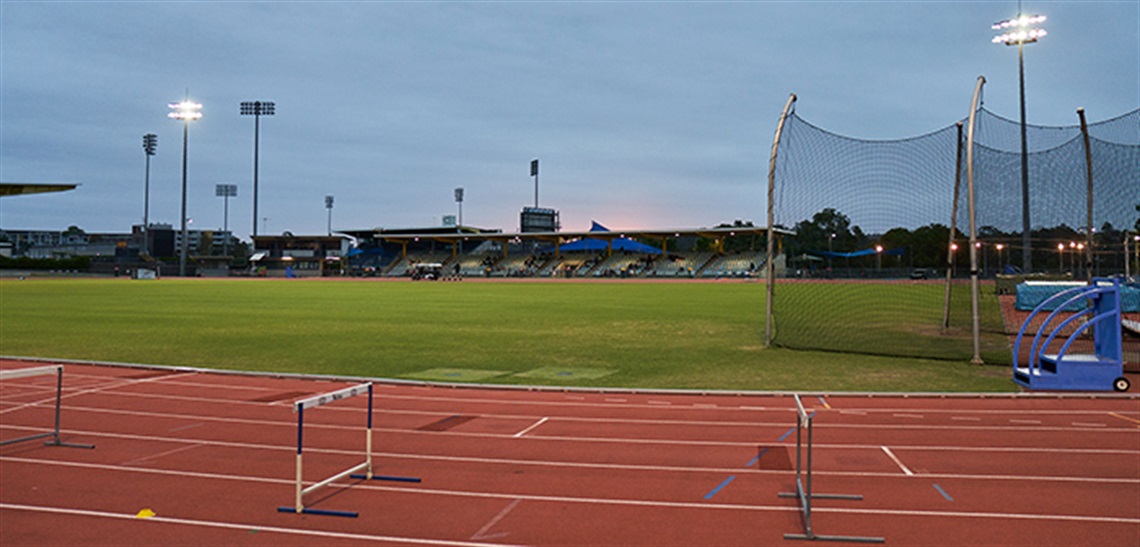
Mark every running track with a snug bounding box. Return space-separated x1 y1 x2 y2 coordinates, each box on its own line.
1 359 1138 546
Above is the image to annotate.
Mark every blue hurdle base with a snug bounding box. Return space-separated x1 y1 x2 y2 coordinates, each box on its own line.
276 506 358 518
350 473 422 483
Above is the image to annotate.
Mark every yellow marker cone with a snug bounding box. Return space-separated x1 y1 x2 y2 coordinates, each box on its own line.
135 508 156 519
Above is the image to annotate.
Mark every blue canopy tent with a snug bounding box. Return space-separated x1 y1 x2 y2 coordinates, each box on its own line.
552 222 663 255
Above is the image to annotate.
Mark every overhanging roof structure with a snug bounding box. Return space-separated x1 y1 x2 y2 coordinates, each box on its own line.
0 182 79 197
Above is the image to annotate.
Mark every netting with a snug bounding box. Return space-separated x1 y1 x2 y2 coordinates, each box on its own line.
770 102 1139 364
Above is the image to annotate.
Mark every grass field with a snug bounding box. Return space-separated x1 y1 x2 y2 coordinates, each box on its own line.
0 277 1015 392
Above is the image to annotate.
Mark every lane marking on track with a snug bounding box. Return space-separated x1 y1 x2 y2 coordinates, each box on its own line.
817 396 831 410
120 443 204 467
1009 419 1041 425
7 455 1140 518
880 446 914 476
513 417 549 438
892 413 924 419
648 400 671 406
0 503 516 547
168 422 204 433
703 475 736 500
932 484 954 502
0 371 199 416
470 498 521 541
1108 412 1140 425
951 416 981 421
1071 422 1107 428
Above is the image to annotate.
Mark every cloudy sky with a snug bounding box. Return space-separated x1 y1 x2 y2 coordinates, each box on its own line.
2 1 1137 238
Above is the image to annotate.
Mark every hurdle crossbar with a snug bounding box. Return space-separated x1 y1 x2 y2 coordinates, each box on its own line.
277 382 419 518
778 394 882 543
0 365 94 449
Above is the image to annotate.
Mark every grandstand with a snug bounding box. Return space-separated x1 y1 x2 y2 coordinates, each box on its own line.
340 225 782 280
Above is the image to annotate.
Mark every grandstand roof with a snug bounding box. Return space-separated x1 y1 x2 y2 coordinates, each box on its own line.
0 182 79 197
341 225 791 247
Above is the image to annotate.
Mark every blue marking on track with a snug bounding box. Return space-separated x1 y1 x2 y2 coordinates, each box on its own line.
704 475 736 500
747 447 770 467
776 426 797 442
932 483 954 502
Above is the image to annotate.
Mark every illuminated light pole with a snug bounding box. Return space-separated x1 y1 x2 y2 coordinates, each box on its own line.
241 101 275 238
142 133 157 256
1057 243 1065 274
875 244 883 272
168 99 202 277
995 243 1005 273
993 12 1046 273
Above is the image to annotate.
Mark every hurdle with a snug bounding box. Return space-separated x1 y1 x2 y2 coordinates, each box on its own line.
778 394 881 543
276 382 420 518
0 365 94 449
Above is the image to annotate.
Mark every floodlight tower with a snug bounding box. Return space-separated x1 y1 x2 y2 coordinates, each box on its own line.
993 11 1046 273
168 99 203 277
325 195 334 236
142 133 157 255
216 184 237 256
241 100 275 238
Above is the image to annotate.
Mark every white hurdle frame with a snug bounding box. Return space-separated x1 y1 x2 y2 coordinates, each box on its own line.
0 365 94 450
277 382 419 518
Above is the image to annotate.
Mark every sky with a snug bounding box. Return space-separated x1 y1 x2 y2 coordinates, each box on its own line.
1 1 1137 238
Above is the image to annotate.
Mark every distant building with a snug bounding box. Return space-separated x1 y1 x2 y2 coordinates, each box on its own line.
251 233 349 277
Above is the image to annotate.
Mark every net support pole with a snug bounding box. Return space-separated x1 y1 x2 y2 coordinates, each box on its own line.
1077 108 1094 280
966 76 985 365
766 92 796 348
943 122 964 332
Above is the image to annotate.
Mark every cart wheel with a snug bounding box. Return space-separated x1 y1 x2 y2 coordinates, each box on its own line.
1113 377 1130 392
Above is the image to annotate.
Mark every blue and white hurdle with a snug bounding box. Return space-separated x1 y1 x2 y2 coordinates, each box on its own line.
0 365 94 450
276 382 420 518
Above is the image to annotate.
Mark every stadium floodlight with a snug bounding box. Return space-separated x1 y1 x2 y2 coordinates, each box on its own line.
216 184 238 256
995 243 1005 271
142 133 157 256
169 99 202 277
325 195 334 236
241 100 276 237
992 12 1045 273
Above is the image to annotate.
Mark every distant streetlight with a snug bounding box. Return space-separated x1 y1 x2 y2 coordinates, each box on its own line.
142 133 157 256
325 195 334 236
241 100 275 238
995 243 1005 273
168 99 202 276
216 184 237 257
1057 242 1065 273
993 12 1046 273
875 244 883 272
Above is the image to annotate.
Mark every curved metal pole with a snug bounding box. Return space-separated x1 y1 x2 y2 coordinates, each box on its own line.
766 93 796 348
1077 108 1094 280
965 76 985 365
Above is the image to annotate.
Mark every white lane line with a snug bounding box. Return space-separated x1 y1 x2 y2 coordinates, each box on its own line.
1072 422 1107 428
881 446 914 476
513 417 549 438
892 413 924 419
0 371 199 415
121 443 203 467
470 498 522 541
0 503 514 547
1009 419 1042 425
951 416 981 421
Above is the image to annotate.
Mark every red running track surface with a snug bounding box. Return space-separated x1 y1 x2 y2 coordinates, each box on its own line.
1 359 1138 546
